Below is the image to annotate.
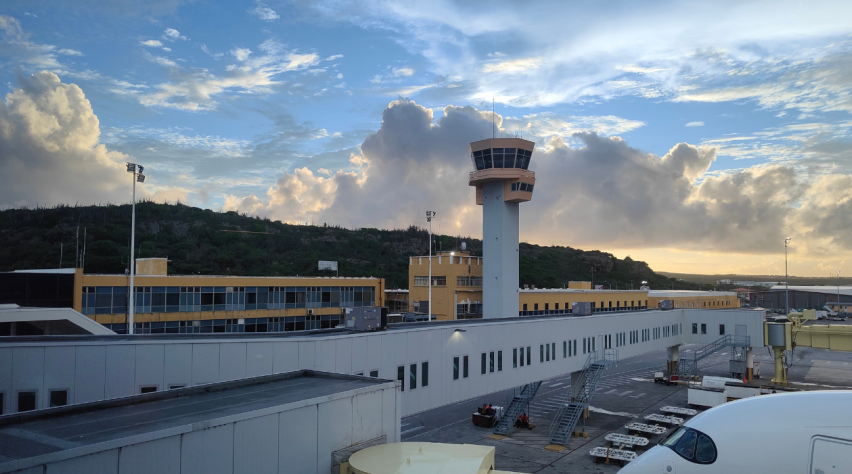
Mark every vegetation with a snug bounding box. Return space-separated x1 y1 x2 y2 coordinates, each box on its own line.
1 202 696 290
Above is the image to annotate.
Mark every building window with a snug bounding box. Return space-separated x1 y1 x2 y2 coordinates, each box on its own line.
546 344 550 361
513 348 518 368
422 362 429 387
540 344 545 363
701 324 707 335
497 351 503 371
463 355 469 378
692 323 698 334
552 343 556 359
555 303 559 310
563 341 567 358
719 324 725 335
370 369 379 378
583 339 586 354
481 353 487 375
410 364 417 390
414 276 429 286
527 346 531 366
489 351 495 373
534 303 539 311
397 366 405 391
17 391 36 412
520 347 525 367
169 384 186 390
140 386 157 394
545 303 549 311
453 357 460 380
49 390 68 407
523 304 528 312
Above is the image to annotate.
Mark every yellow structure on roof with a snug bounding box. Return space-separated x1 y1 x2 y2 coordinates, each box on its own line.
347 442 523 474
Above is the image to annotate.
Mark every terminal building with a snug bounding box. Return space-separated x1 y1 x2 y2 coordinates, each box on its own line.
0 260 383 335
752 285 852 310
407 252 738 320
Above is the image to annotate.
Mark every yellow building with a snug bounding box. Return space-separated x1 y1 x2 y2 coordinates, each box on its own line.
647 290 738 310
408 253 738 319
72 258 384 334
408 251 483 320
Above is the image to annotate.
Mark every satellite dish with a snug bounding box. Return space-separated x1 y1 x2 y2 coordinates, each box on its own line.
461 242 467 251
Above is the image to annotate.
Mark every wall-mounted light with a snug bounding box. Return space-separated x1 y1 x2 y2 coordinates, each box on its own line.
454 329 466 333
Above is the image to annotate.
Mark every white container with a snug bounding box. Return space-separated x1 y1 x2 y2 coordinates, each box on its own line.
688 386 726 408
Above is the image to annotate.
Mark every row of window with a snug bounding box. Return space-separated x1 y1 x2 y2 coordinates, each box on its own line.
520 301 649 316
413 276 447 286
103 314 341 334
481 351 504 374
397 362 429 391
510 182 534 192
471 147 533 171
81 285 376 315
676 300 732 308
692 323 727 335
456 276 483 287
1 389 68 414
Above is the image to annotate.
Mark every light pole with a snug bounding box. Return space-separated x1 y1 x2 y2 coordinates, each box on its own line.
785 237 792 315
426 210 436 322
837 270 841 307
126 163 146 335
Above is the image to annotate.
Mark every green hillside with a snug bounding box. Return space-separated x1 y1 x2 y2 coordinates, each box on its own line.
0 202 697 290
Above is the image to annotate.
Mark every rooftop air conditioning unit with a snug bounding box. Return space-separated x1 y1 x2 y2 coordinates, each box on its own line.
307 309 314 315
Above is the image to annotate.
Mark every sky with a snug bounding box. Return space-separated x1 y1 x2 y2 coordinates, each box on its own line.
1 0 852 277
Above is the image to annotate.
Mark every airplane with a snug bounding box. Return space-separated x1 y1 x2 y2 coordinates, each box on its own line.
619 390 852 473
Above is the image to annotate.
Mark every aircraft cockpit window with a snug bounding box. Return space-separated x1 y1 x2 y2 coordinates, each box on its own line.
661 427 717 465
695 434 717 463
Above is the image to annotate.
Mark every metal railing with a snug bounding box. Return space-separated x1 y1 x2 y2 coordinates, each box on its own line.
679 335 750 377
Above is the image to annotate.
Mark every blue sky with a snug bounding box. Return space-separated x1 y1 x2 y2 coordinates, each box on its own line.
2 0 852 276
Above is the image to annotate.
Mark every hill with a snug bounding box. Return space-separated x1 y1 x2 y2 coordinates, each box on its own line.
658 272 852 287
0 202 696 290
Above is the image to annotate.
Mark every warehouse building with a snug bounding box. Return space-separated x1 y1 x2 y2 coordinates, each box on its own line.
0 260 384 334
752 285 852 310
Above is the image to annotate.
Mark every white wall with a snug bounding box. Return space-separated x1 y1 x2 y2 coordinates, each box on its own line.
0 309 764 417
2 382 398 474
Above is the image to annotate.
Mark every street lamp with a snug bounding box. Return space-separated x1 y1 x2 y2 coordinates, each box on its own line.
837 270 841 307
426 210 436 322
785 237 792 315
126 163 146 335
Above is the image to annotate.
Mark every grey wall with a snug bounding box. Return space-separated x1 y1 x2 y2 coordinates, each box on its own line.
481 180 520 319
3 383 398 474
0 309 764 417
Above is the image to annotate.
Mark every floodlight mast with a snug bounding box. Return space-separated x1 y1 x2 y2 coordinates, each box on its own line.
426 211 436 322
126 163 146 335
785 237 792 315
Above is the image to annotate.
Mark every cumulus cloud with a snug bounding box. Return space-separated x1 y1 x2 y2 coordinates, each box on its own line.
393 67 414 77
482 57 542 73
250 3 280 21
162 28 186 41
140 39 163 47
0 72 134 208
685 121 704 127
231 47 252 61
220 98 852 267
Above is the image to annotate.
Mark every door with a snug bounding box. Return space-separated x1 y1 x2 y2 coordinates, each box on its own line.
735 324 747 344
810 436 852 474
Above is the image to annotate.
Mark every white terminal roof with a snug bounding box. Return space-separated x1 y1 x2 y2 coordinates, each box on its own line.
521 288 645 294
769 285 852 297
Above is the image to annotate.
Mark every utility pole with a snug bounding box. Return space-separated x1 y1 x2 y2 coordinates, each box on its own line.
127 163 146 335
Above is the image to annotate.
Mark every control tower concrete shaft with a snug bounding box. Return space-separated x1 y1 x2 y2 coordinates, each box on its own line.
469 138 536 318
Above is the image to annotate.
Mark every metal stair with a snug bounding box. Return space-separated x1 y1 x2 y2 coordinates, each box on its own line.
493 381 542 436
677 335 750 378
549 349 618 446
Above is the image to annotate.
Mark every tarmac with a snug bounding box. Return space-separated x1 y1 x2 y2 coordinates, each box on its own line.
401 344 852 473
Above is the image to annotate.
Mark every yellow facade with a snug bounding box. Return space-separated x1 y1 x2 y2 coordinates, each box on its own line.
519 289 649 314
74 263 384 327
647 291 738 310
408 251 483 320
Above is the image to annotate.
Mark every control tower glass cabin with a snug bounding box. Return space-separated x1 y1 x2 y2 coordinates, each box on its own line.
468 138 536 318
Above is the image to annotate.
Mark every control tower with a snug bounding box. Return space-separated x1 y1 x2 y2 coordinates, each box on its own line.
469 138 536 318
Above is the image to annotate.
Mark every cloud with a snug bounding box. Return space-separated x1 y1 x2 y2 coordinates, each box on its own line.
231 48 252 61
216 98 852 267
162 28 186 41
250 3 279 21
58 48 82 56
482 57 542 73
324 54 343 61
617 64 670 74
0 71 134 208
140 39 163 47
685 121 704 127
393 67 414 77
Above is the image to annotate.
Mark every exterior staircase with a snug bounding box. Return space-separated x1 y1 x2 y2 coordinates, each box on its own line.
492 381 542 437
549 349 618 446
677 334 750 378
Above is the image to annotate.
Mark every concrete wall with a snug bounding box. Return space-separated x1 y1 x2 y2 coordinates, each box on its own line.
0 309 764 417
1 381 398 474
482 180 520 319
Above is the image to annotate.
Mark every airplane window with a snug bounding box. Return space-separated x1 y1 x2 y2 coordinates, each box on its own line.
661 427 687 447
675 430 697 459
695 435 716 463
